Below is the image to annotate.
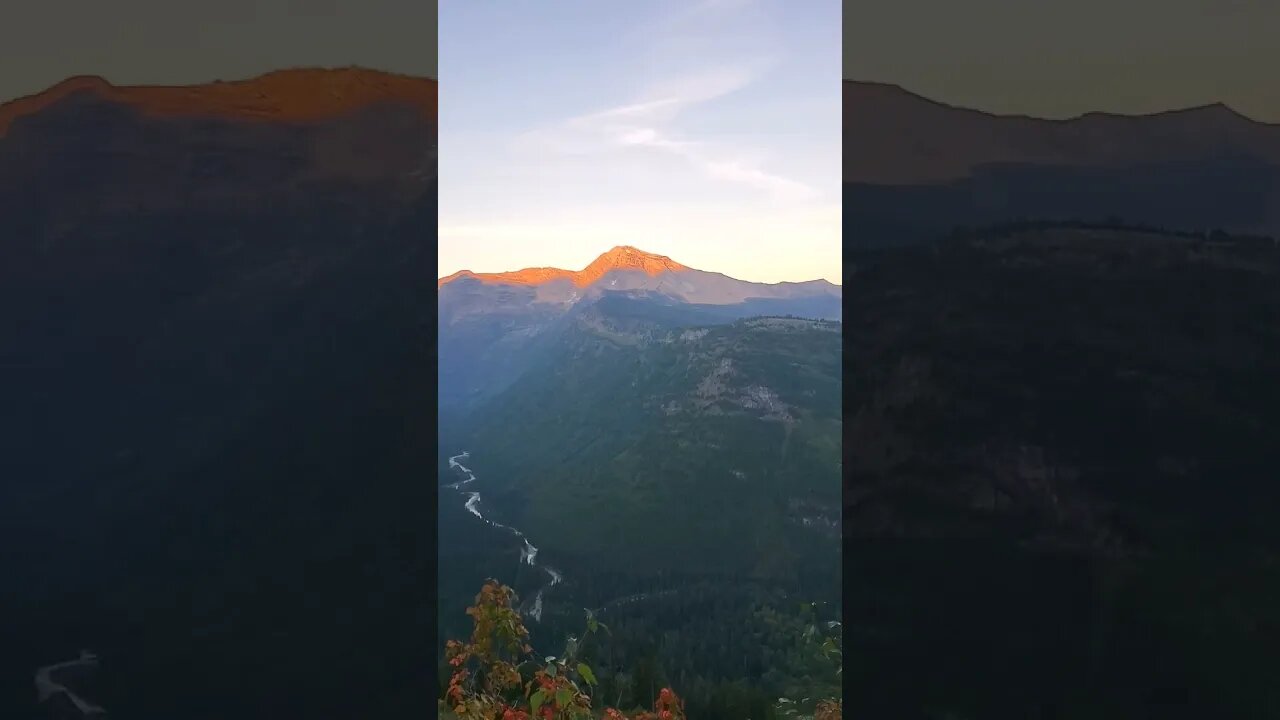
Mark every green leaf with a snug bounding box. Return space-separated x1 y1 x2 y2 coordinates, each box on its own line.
555 687 573 707
577 662 597 686
531 689 547 715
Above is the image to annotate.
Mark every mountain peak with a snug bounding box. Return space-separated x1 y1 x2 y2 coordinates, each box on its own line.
438 246 691 289
0 67 436 137
583 246 687 280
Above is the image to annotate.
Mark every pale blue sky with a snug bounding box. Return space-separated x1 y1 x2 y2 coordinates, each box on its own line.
439 0 841 285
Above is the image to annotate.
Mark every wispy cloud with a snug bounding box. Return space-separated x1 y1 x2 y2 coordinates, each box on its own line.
515 60 815 202
647 0 762 37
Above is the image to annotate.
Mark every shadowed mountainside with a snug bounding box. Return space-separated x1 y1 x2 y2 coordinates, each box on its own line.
842 224 1280 718
0 69 436 719
844 81 1280 248
461 309 841 574
845 225 1280 549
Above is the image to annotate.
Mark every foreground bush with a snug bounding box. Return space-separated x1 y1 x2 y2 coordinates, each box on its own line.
442 580 841 720
443 580 687 719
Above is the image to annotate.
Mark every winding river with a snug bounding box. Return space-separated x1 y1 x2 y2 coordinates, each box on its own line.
445 452 699 622
34 650 105 716
445 452 562 621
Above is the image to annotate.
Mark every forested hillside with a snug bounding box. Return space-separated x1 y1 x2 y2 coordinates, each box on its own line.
842 223 1280 718
438 292 842 719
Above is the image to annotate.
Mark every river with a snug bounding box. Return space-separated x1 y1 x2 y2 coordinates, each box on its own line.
445 452 562 621
34 650 106 717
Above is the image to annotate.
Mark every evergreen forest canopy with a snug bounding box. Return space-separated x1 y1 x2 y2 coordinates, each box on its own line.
842 220 1280 718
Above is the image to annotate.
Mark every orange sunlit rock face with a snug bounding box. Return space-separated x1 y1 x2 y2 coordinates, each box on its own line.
438 246 689 289
0 67 436 137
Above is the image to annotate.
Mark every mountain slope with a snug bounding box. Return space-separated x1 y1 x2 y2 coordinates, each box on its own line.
844 81 1280 247
454 302 842 577
845 224 1280 548
842 224 1280 718
438 246 841 411
0 70 436 719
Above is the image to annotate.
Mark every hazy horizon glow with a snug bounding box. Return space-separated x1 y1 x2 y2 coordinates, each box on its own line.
439 0 841 285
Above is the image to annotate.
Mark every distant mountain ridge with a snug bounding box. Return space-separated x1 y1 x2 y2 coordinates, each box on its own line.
438 246 841 412
844 80 1277 184
439 245 688 288
0 67 437 136
0 68 436 222
439 245 840 303
844 80 1280 247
